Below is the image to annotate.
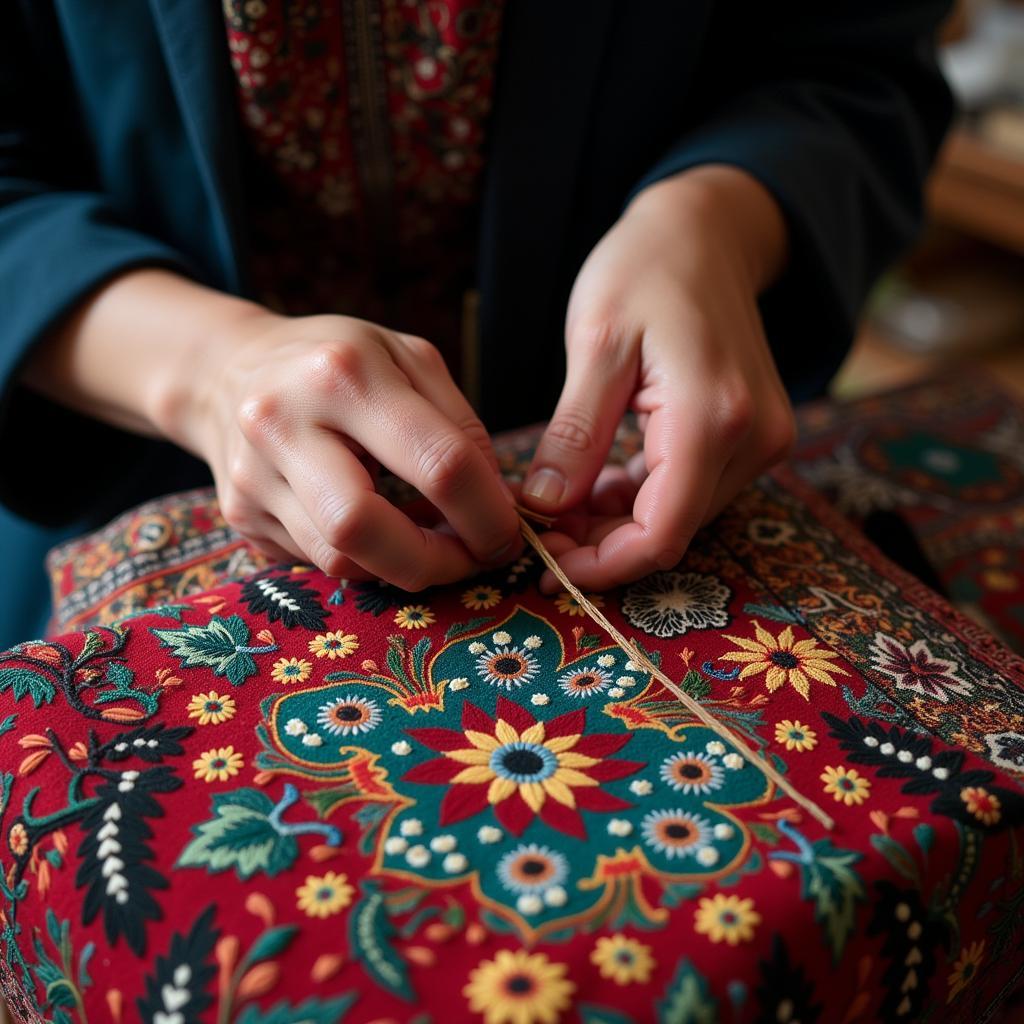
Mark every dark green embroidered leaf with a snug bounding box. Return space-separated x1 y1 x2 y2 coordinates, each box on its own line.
77 767 182 955
236 995 357 1024
576 632 602 651
444 616 492 641
742 602 804 624
579 1005 636 1024
152 615 257 686
870 834 920 885
798 838 866 963
99 723 192 764
242 573 328 631
177 789 298 880
31 933 75 1024
660 883 703 908
137 905 219 1024
244 924 298 966
679 670 711 700
0 713 17 737
749 822 781 845
0 667 54 707
657 958 717 1024
350 883 414 1001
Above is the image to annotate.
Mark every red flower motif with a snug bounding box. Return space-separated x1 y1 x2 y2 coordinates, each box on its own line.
404 697 642 838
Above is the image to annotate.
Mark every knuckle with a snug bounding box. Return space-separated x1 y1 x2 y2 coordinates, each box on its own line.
226 453 260 498
416 432 478 497
237 393 282 445
312 543 349 579
568 315 622 359
760 404 797 465
219 489 254 534
405 334 443 366
319 494 368 552
716 385 755 445
305 341 366 397
545 406 598 455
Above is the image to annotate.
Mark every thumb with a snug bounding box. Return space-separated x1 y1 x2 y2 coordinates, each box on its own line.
522 330 636 513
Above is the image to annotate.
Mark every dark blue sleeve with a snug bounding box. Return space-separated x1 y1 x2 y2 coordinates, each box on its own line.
628 1 955 400
0 8 198 525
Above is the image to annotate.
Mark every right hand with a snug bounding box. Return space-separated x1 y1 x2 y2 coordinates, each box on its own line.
172 310 523 589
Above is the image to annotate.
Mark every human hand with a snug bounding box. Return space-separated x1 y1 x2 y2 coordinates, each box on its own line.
521 165 796 594
173 311 522 588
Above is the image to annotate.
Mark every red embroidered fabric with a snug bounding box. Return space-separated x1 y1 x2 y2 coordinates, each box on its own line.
224 0 505 369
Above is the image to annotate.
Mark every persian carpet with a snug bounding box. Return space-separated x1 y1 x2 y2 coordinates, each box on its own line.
1 416 1023 1022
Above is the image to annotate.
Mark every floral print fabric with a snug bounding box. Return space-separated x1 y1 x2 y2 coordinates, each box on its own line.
4 421 1024 1021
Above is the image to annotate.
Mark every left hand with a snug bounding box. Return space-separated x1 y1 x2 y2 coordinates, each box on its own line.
520 165 797 594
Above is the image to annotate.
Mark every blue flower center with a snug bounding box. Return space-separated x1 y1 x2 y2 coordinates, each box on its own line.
490 741 557 783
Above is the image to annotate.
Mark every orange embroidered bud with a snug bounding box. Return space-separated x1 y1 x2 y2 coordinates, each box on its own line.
424 922 452 944
216 935 239 997
155 668 182 688
36 859 51 895
361 659 378 673
22 644 62 666
893 806 920 819
106 989 124 1024
253 771 273 786
18 734 52 750
257 629 275 644
310 953 345 982
52 830 69 856
100 707 145 723
679 647 694 667
18 749 51 776
235 961 279 1001
245 892 275 928
465 922 486 946
768 859 794 880
404 946 436 968
869 811 889 835
68 742 88 761
309 844 341 863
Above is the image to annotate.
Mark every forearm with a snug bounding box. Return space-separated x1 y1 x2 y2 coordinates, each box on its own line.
20 268 266 453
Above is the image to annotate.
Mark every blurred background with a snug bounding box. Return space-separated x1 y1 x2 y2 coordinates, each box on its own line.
834 0 1024 400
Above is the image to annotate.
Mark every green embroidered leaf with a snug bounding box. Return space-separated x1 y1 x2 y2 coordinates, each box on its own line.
350 883 414 1001
800 839 866 963
749 822 781 845
245 924 298 966
177 789 298 880
914 823 934 855
660 883 704 908
679 670 711 700
576 632 602 650
579 1005 636 1024
870 834 920 886
0 667 55 707
657 958 717 1024
0 713 18 737
443 616 492 641
79 630 107 660
151 615 257 685
742 602 804 624
236 995 357 1024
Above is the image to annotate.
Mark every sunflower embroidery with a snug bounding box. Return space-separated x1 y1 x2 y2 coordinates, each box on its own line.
774 719 817 752
694 893 761 945
462 585 502 610
497 843 568 895
720 621 847 700
590 934 656 985
641 808 716 862
295 871 354 918
658 751 725 795
474 643 541 690
308 631 360 660
192 745 244 783
186 690 237 725
270 656 313 685
316 694 382 736
557 664 614 699
947 939 985 1002
463 949 574 1024
394 604 436 629
821 764 871 806
960 786 1001 826
404 696 641 837
554 591 603 617
621 571 731 637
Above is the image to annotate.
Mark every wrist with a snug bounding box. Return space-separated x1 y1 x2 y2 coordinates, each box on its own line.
625 164 789 294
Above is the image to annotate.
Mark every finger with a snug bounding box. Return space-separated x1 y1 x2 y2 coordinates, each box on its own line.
589 465 642 517
280 430 486 590
522 328 638 514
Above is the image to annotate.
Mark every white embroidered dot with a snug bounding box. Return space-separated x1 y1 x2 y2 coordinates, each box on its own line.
492 631 512 645
301 734 323 747
624 660 640 672
933 767 950 780
544 886 568 908
607 818 633 837
384 837 408 856
863 736 880 747
468 642 486 655
530 693 550 706
880 742 896 756
524 635 543 649
697 846 720 867
516 894 543 916
391 740 412 756
616 676 636 688
896 750 913 763
723 754 744 770
895 902 911 922
629 779 653 797
400 818 424 837
713 823 735 840
607 687 625 698
915 756 932 771
597 654 616 667
430 834 457 854
284 718 307 736
405 845 430 868
443 852 468 874
146 739 159 748
449 677 470 691
477 825 503 844
122 770 140 781
133 738 146 747
114 743 128 753
706 741 727 756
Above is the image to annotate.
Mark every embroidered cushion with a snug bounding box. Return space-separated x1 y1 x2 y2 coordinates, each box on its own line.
3 446 1024 1022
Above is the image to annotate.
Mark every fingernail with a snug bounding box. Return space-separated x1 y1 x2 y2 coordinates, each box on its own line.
485 540 517 565
523 468 566 507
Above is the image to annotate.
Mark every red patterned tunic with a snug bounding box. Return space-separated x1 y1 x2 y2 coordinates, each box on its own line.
223 0 506 373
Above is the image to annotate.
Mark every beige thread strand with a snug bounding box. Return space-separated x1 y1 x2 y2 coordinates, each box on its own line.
515 508 836 831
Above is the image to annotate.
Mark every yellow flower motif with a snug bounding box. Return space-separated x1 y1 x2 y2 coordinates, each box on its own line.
186 691 236 726
694 893 761 946
947 939 985 1002
774 719 817 752
590 934 655 985
463 949 574 1024
308 631 359 660
192 745 244 783
8 822 28 856
960 786 1001 826
720 620 847 700
554 591 603 617
295 871 354 918
394 604 436 630
271 657 313 685
461 585 503 610
821 764 871 806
